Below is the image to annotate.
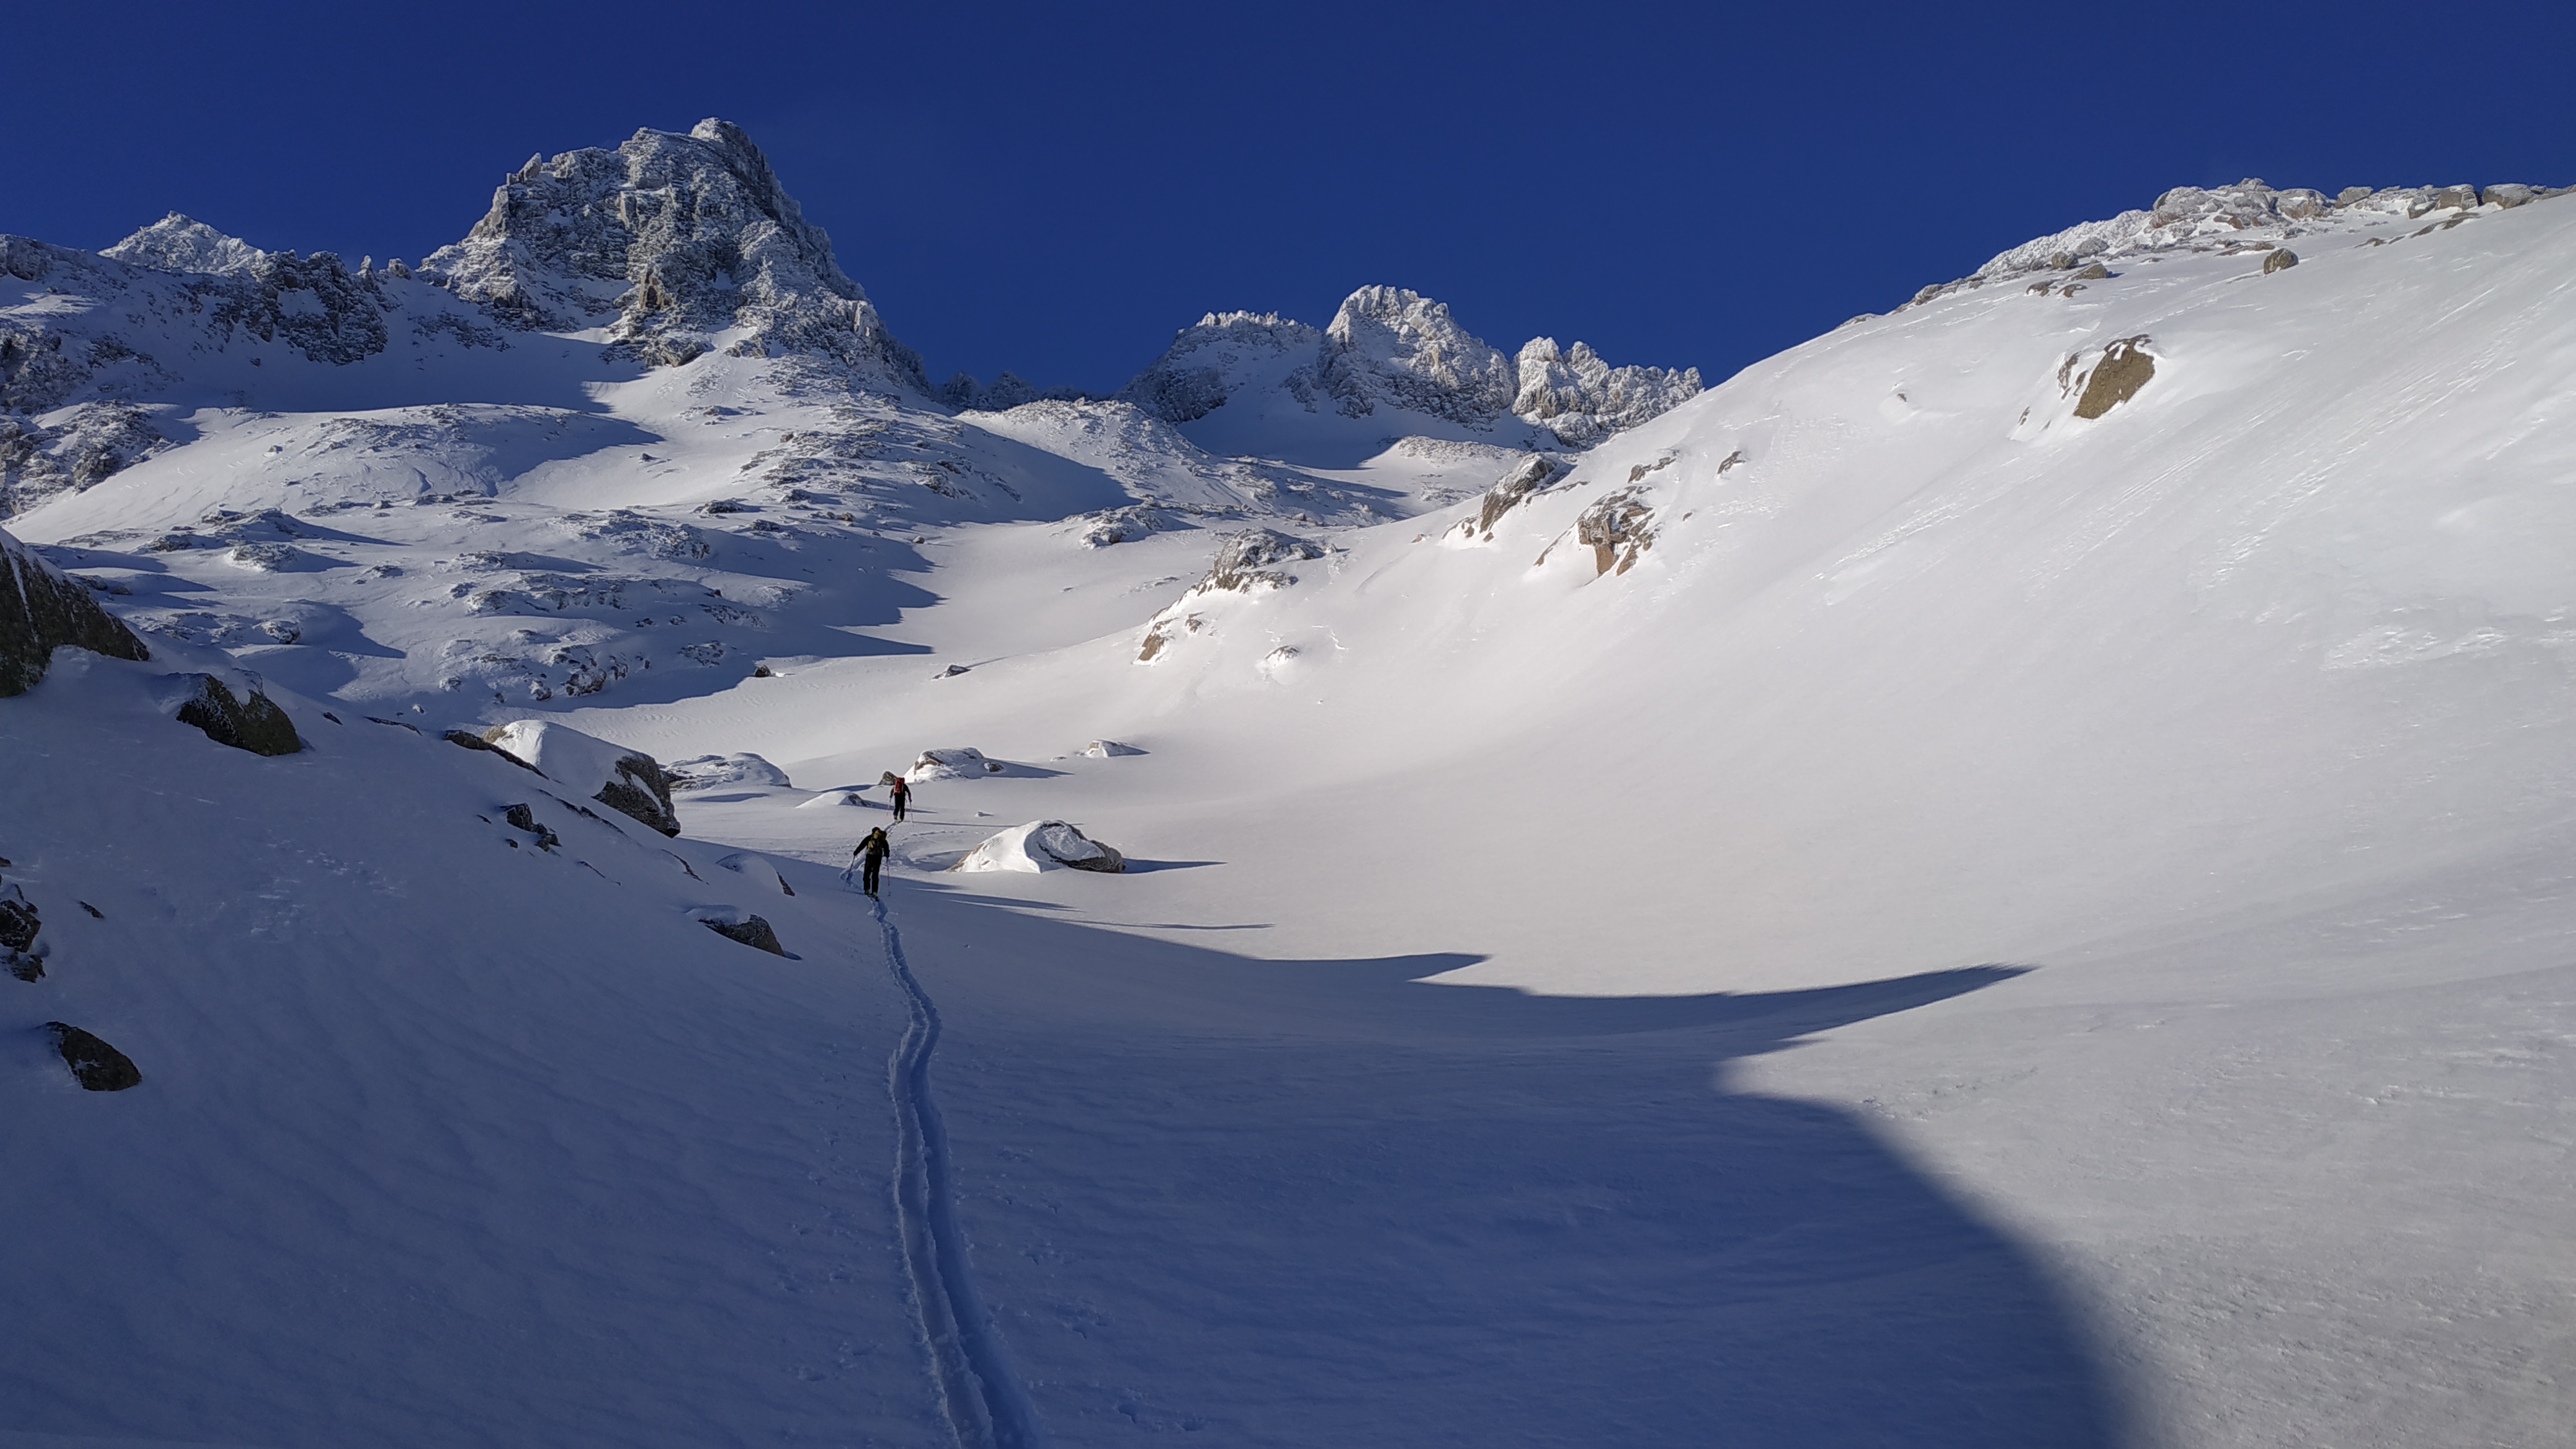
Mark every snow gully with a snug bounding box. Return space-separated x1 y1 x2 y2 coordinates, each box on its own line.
875 900 1051 1449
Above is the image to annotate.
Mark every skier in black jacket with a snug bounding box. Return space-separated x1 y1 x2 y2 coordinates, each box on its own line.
851 826 892 896
887 776 911 823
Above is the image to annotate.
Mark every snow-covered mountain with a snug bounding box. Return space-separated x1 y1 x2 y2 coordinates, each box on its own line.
1115 286 1703 458
8 131 2576 1449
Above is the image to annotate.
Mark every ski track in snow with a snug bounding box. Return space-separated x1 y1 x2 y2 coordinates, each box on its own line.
875 896 1052 1449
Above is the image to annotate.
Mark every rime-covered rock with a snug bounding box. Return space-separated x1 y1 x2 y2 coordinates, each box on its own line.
1 524 150 696
0 403 169 518
1115 294 1698 446
421 118 924 388
1512 338 1701 448
1115 312 1327 424
1318 287 1518 426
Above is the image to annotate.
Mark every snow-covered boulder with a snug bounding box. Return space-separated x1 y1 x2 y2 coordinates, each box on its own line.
3 524 150 695
481 720 680 836
947 820 1126 875
1083 739 1144 757
793 786 869 809
717 851 793 896
666 753 791 791
907 746 1009 782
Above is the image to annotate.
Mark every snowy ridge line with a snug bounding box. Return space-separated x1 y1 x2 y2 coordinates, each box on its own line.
875 898 1052 1449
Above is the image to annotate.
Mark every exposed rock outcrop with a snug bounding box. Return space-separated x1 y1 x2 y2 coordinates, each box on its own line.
171 674 304 755
48 1021 142 1091
1453 455 1568 543
1202 528 1326 593
2264 249 2300 274
2 525 150 696
421 119 925 388
1571 486 1658 576
2 882 41 981
700 913 787 956
2074 337 2157 420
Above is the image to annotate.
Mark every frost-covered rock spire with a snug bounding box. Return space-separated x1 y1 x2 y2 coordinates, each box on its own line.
1115 287 1701 446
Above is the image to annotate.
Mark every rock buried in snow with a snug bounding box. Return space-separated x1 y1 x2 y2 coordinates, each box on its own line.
171 674 304 755
47 1021 141 1091
482 720 680 836
1083 739 1144 757
699 913 787 956
2 523 151 697
949 820 1126 875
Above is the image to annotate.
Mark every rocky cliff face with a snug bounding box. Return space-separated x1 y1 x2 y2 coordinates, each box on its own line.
422 118 925 388
1 524 149 695
1116 292 1701 448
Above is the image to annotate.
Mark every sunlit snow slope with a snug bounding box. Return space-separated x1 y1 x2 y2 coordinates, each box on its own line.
8 150 2575 1449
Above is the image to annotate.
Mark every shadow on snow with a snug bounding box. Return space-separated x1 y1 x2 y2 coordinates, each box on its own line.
893 885 2138 1446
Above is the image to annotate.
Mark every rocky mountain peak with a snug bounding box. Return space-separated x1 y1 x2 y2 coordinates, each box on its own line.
422 118 924 387
1319 286 1518 426
1115 288 1701 448
101 214 267 276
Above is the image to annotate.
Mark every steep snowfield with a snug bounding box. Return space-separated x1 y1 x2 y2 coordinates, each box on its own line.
8 145 2576 1449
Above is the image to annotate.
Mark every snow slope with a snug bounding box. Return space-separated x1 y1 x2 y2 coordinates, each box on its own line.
8 140 2576 1449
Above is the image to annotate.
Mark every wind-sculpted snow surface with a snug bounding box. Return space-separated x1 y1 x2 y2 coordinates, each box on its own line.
423 118 925 385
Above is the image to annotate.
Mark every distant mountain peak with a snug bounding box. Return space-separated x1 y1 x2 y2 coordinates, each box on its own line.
1117 286 1701 448
100 213 266 276
422 117 925 388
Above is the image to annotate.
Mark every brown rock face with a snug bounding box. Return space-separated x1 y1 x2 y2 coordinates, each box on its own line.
1574 487 1658 576
2074 338 2156 420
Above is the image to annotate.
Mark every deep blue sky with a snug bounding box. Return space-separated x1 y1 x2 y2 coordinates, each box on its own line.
10 1 2572 394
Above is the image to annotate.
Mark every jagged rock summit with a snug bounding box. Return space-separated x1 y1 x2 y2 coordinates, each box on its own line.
422 118 925 386
1116 287 1701 449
